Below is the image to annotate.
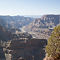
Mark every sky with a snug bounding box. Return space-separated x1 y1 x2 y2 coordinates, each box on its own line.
0 0 60 15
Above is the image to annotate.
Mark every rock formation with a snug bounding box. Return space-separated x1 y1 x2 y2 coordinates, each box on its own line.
6 33 47 60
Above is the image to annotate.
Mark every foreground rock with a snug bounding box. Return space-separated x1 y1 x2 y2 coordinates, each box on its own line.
6 32 47 60
0 46 6 60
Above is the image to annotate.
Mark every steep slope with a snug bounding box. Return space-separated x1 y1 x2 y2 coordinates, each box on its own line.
23 15 60 39
0 25 11 41
24 15 60 32
0 16 34 30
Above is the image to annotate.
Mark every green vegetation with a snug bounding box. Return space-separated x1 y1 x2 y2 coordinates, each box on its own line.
46 25 60 58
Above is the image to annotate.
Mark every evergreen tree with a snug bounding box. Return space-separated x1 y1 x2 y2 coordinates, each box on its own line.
46 25 60 58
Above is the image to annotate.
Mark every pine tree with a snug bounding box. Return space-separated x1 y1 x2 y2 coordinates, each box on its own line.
46 25 60 58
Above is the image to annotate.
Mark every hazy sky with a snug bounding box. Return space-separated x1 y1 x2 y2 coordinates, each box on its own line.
0 0 60 15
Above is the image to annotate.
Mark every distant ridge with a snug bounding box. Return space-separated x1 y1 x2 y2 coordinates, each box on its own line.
0 15 34 30
24 14 60 31
24 15 42 18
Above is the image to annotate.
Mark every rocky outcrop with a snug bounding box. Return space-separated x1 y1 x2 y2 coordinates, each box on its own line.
0 46 6 60
6 33 47 60
8 39 47 60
